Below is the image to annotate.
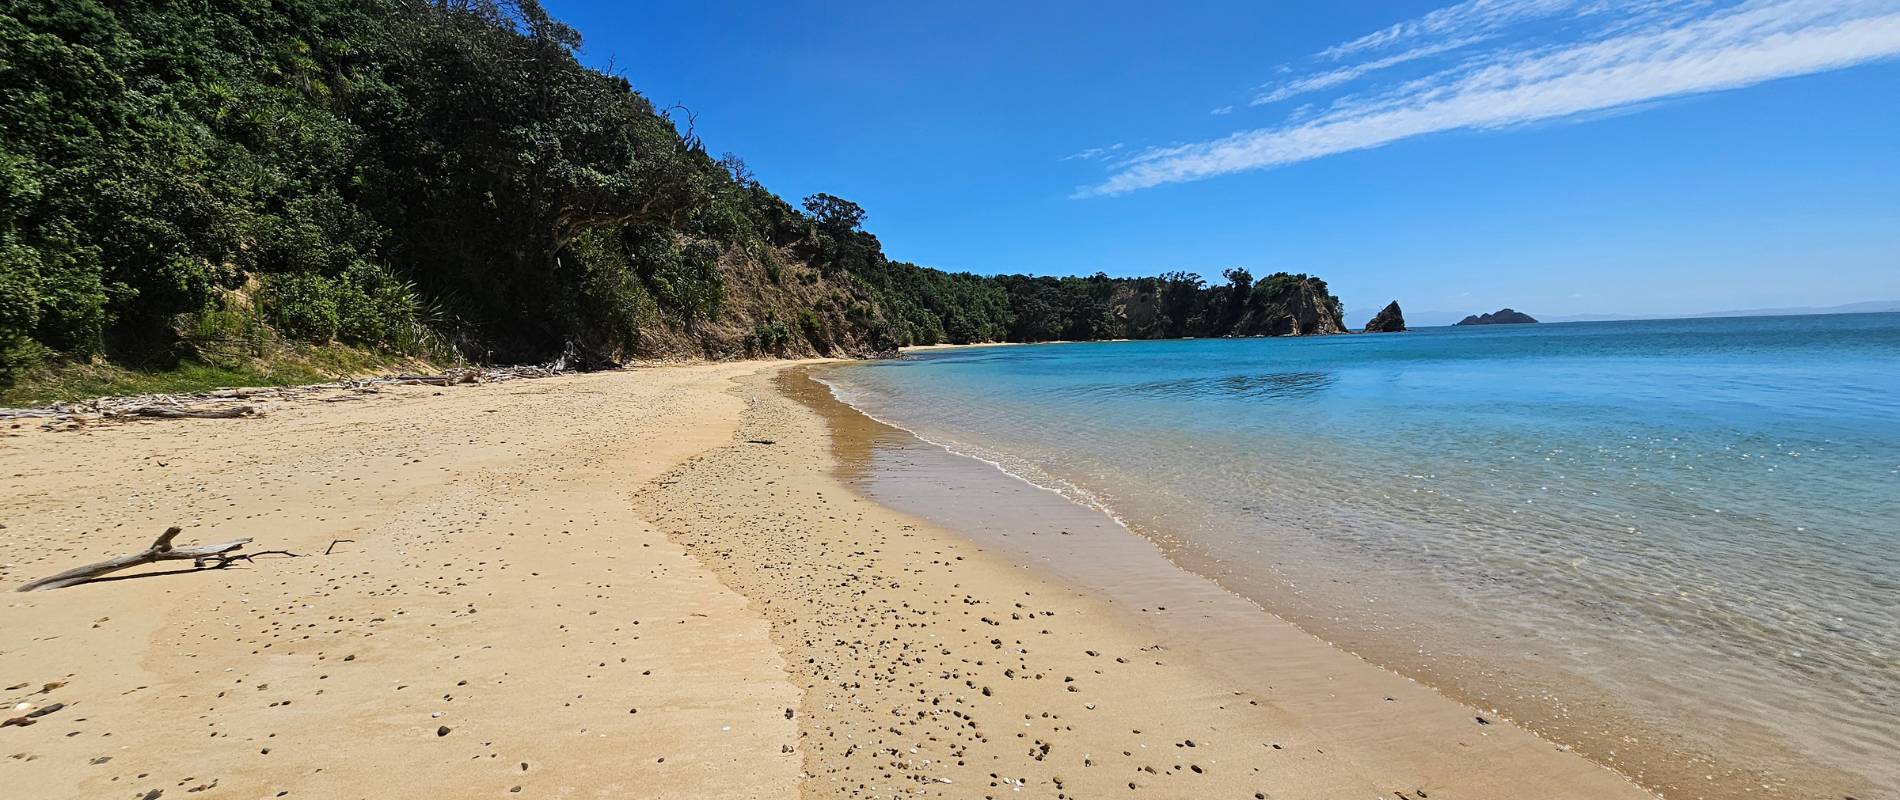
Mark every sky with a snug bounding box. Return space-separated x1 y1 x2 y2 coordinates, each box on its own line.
542 0 1900 320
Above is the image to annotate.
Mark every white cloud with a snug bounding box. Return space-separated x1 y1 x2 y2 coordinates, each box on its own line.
1321 0 1584 60
1253 36 1490 106
1210 105 1234 115
1083 0 1900 197
1062 143 1125 162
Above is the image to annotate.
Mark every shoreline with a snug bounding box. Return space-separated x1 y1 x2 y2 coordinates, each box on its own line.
810 350 1887 800
899 338 1134 353
640 364 1656 798
3 360 1655 797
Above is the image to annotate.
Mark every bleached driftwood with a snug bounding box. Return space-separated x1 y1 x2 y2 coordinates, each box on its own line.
15 527 255 592
1 365 567 426
128 404 263 419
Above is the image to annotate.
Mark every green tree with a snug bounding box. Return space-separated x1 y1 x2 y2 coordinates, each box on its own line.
801 193 865 233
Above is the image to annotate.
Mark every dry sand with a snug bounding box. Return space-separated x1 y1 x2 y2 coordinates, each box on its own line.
1 361 1657 798
1 364 802 799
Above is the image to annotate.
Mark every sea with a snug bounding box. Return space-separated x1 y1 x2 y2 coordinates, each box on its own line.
816 313 1900 797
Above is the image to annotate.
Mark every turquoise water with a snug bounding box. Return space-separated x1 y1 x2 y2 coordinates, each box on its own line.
822 314 1900 794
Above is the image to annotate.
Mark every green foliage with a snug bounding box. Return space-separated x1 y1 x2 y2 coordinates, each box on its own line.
556 228 657 359
802 193 865 233
258 264 426 347
261 273 342 341
745 317 791 355
628 231 724 326
0 0 1344 395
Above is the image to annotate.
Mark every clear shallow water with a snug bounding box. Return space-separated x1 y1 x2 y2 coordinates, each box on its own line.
821 314 1900 795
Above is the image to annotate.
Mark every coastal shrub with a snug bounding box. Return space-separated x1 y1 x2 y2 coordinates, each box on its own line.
261 273 342 342
257 265 426 350
183 302 273 362
335 264 430 349
747 318 792 354
759 246 783 284
631 231 724 326
557 229 658 359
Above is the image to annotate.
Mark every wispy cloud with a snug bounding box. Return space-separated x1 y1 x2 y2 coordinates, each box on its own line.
1321 0 1584 60
1062 143 1125 162
1079 0 1900 197
1253 36 1489 106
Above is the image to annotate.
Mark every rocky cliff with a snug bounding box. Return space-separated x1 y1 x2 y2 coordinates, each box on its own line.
1364 301 1407 332
1239 276 1349 336
1105 272 1347 339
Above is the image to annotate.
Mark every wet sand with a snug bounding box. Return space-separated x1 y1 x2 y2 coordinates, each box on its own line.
3 361 1656 798
636 366 1654 798
805 363 1854 800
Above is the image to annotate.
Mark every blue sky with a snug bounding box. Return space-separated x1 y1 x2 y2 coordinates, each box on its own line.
544 0 1900 320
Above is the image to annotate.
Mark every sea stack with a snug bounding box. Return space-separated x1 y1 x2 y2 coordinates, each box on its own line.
1363 301 1406 332
1456 308 1538 325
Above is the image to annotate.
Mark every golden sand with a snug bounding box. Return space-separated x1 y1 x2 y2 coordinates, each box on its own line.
1 362 1655 798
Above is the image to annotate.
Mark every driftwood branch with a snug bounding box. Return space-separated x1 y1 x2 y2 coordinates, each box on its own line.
130 404 262 419
16 527 255 592
2 365 567 428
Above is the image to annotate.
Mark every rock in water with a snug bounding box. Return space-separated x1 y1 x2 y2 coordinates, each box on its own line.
1363 301 1406 332
1455 308 1538 325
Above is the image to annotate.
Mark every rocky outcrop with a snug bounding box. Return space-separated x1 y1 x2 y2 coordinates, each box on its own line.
1456 308 1538 326
1363 301 1406 332
1107 272 1347 338
1233 274 1349 336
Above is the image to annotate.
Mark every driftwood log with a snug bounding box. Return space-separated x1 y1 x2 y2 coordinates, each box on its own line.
15 527 254 592
129 404 262 419
2 365 566 427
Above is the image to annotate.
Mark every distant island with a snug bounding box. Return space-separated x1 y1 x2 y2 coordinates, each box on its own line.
1456 309 1538 326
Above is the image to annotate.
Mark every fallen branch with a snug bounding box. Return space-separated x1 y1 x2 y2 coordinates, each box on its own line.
15 527 254 592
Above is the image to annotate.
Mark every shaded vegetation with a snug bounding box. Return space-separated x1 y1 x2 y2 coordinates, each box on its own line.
0 0 1344 397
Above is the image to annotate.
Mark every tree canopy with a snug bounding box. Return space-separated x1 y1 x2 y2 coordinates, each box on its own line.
0 0 1345 392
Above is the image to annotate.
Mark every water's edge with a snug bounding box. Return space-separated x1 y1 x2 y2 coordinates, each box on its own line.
790 362 1869 800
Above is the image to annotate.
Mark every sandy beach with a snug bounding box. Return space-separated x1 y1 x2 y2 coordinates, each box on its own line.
1 361 1656 798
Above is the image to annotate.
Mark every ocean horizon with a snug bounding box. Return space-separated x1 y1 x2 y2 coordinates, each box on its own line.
821 312 1900 797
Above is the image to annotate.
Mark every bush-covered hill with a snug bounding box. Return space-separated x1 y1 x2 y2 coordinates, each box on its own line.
0 0 1344 396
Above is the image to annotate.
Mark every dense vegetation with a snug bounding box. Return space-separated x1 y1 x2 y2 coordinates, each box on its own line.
0 0 1344 396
